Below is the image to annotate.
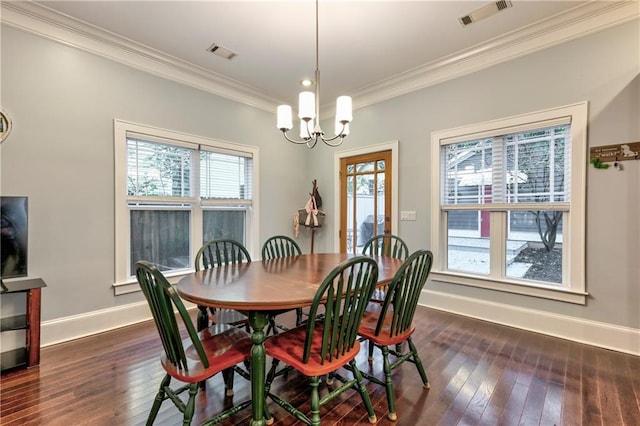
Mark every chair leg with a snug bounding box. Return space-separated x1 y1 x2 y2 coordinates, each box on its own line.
368 339 375 361
196 306 209 331
264 404 274 426
408 337 430 389
265 358 280 392
266 316 278 336
350 360 377 424
295 308 303 326
146 374 170 426
310 376 321 426
222 367 235 397
182 383 199 426
381 345 397 421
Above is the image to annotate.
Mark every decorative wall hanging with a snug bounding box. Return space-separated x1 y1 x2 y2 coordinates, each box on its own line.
590 141 639 170
293 179 325 253
0 109 13 144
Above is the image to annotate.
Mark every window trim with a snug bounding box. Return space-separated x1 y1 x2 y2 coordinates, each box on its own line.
430 102 588 304
113 119 259 295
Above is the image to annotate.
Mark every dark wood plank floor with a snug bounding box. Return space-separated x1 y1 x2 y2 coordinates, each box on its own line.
1 307 639 425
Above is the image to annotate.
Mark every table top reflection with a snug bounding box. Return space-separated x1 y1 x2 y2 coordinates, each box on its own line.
176 252 403 311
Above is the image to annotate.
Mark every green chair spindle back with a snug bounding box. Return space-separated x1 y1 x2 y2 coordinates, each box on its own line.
264 256 380 424
303 256 379 364
375 249 433 338
194 239 252 332
195 239 252 271
136 261 208 371
261 235 302 260
362 234 409 260
261 235 304 331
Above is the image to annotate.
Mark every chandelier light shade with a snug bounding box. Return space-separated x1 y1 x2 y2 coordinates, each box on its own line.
276 0 352 148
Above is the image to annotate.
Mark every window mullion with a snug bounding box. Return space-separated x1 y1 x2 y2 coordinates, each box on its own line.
490 211 507 278
192 149 202 263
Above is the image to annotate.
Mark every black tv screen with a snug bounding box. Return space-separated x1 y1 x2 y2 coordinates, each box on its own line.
1 196 28 279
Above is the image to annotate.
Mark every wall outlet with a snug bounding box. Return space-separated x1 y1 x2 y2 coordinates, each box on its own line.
400 211 417 221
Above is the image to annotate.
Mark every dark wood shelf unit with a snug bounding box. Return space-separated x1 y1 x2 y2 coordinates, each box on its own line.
0 347 28 372
1 277 46 373
0 314 28 331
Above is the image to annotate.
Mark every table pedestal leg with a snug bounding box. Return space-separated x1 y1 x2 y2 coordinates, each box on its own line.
248 311 269 426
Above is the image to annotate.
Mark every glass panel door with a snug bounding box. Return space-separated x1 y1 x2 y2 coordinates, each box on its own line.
340 151 392 253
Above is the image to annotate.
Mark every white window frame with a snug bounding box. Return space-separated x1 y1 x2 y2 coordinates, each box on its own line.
430 102 588 304
113 119 259 295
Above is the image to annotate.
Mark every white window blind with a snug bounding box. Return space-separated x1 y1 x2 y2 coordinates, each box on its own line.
442 125 570 207
127 138 193 198
200 150 253 202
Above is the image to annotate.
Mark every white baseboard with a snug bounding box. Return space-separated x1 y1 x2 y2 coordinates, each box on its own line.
42 295 639 357
419 289 640 356
41 301 153 347
41 300 200 347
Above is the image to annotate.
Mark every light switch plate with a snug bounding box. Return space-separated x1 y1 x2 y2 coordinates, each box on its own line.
400 211 417 221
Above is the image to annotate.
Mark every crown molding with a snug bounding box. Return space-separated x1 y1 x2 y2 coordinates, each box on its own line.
351 1 639 111
0 1 280 112
2 1 638 116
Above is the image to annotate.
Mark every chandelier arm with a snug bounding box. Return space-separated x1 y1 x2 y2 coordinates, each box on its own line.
320 134 346 146
306 138 319 149
320 121 347 141
281 130 313 145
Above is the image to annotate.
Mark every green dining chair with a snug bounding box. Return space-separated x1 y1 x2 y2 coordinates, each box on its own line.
135 261 252 426
355 249 433 421
194 239 252 332
361 233 410 260
264 256 380 425
261 234 302 260
361 233 410 355
261 235 304 330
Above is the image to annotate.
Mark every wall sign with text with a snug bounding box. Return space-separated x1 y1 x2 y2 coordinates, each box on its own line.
590 142 639 163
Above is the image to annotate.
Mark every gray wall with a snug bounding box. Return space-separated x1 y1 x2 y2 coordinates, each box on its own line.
310 20 640 329
1 26 309 320
2 20 638 332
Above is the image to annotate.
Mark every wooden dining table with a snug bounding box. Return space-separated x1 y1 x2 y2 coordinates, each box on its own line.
176 252 404 426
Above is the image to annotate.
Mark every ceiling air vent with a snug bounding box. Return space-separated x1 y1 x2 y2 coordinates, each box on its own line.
207 43 238 60
459 0 513 27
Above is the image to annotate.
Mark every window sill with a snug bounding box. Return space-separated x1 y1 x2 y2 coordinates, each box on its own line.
112 269 194 296
430 271 587 305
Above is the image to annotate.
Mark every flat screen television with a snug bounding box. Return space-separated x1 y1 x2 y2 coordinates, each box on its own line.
1 196 28 279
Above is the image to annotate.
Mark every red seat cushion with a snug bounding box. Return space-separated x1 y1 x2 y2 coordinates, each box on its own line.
358 303 414 346
265 321 361 377
160 323 252 383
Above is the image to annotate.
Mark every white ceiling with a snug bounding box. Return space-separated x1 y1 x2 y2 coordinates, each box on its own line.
6 1 637 112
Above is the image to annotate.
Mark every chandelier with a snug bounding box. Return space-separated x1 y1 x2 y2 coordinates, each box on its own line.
276 0 352 148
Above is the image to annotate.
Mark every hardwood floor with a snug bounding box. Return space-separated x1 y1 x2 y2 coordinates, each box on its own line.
1 307 639 425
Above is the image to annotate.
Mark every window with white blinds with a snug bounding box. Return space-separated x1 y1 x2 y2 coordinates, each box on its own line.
442 124 570 209
200 150 253 203
127 138 193 198
430 103 587 304
114 120 258 293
